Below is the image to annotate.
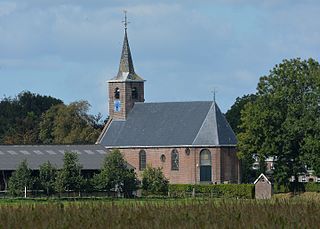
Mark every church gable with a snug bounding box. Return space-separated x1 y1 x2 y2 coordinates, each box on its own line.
193 102 237 146
192 102 219 146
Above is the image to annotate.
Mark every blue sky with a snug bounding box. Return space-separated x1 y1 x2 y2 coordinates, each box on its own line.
0 0 319 117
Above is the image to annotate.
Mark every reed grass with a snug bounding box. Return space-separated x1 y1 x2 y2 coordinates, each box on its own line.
0 197 319 228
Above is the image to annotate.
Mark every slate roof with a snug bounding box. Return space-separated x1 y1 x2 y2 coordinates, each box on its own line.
99 101 237 148
0 144 133 171
109 29 144 82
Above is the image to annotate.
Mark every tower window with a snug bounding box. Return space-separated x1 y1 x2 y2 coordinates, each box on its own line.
132 87 138 99
171 149 179 171
139 150 146 171
114 88 120 99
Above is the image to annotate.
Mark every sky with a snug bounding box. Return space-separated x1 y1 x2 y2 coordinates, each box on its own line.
0 0 319 118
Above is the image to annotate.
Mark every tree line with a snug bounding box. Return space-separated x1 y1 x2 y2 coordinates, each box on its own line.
2 57 319 189
0 91 104 144
8 149 169 198
225 58 320 188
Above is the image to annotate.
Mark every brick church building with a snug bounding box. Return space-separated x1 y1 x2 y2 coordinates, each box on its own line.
97 27 240 184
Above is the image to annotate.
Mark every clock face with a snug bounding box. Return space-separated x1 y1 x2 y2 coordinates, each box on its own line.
114 100 121 112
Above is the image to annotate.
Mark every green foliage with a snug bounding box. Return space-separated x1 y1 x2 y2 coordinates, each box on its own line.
0 91 103 145
225 94 258 183
141 166 169 195
55 152 84 194
39 101 102 144
8 160 33 196
168 184 255 199
305 183 320 192
225 94 257 134
238 58 320 186
93 149 138 197
39 161 57 196
0 91 62 144
225 94 259 184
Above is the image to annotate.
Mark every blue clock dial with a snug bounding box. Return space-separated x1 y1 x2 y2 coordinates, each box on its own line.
114 100 121 112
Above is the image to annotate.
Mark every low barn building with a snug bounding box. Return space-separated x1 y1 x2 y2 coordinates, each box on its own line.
0 144 128 191
97 27 240 184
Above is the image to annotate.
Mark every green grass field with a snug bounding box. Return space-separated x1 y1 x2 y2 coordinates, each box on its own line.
0 194 320 228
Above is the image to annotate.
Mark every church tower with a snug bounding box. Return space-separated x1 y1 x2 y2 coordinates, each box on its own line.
108 14 145 120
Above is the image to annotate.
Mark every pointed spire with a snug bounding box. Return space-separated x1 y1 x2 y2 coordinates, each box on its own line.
117 29 135 77
109 11 144 82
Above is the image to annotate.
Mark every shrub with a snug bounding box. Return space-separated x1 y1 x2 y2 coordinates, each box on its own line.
8 160 33 197
55 152 83 195
142 166 169 196
93 149 138 197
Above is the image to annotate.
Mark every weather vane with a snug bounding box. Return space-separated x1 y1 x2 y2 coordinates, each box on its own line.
122 10 130 30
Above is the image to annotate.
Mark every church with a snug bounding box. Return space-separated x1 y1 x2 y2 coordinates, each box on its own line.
0 23 239 189
96 24 240 184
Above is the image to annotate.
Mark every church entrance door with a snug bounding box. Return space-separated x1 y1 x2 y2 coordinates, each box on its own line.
200 149 212 182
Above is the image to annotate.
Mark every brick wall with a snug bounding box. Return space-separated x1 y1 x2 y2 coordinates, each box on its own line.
119 146 239 184
108 81 144 120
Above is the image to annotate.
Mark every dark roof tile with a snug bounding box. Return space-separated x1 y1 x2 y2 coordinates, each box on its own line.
99 101 237 147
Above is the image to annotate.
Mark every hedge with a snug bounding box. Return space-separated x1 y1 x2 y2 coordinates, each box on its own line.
168 184 255 199
305 183 320 192
272 182 320 194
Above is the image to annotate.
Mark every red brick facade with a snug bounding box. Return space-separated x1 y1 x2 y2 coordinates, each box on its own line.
118 147 240 184
108 81 144 120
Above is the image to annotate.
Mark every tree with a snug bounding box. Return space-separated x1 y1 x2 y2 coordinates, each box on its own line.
93 149 138 197
39 101 102 144
141 166 169 195
39 161 57 196
225 94 257 134
0 91 62 144
55 152 83 195
225 94 258 183
8 160 33 196
238 58 320 187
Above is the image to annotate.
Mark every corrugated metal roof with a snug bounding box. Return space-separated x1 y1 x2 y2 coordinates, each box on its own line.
99 101 237 147
0 145 134 170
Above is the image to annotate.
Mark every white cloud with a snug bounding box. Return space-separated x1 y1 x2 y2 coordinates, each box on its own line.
1 0 320 115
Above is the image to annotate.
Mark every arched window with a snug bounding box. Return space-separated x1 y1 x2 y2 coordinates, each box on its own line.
171 149 179 171
132 87 138 99
114 88 120 99
200 149 212 182
139 150 146 171
200 149 211 166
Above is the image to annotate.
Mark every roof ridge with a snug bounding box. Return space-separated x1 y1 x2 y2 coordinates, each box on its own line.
213 102 219 144
136 101 213 105
214 103 237 145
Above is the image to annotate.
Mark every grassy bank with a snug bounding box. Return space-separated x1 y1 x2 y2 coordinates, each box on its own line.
0 196 320 228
